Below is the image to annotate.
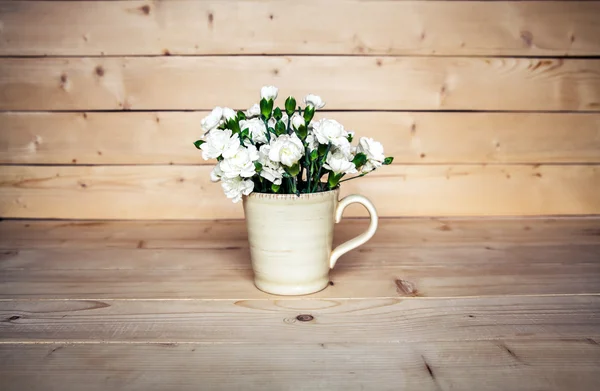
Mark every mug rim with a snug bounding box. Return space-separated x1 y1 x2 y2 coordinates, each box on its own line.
244 187 340 201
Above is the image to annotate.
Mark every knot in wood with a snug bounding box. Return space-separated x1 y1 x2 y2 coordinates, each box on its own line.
395 279 419 296
296 314 314 322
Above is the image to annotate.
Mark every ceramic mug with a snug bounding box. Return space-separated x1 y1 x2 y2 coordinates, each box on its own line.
243 188 378 295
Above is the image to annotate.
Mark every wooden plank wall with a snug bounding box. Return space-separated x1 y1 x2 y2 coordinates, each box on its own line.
0 0 599 219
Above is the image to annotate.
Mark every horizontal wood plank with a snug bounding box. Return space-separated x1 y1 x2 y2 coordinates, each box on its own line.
1 340 599 391
1 1 599 57
0 165 598 218
2 111 599 164
1 57 599 111
1 296 598 343
0 244 598 299
1 218 599 250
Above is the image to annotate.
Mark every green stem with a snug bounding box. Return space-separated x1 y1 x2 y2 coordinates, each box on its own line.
338 173 367 184
262 118 271 143
312 143 331 193
286 177 296 194
305 146 311 193
260 177 267 193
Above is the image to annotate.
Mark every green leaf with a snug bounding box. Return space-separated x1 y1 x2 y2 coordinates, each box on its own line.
285 163 301 177
318 143 328 156
303 105 315 123
275 121 286 136
254 162 263 173
383 156 394 165
347 133 354 143
241 128 250 139
260 98 273 119
193 140 205 149
273 107 283 121
310 149 319 161
228 119 240 133
237 111 246 121
352 152 367 168
285 96 297 116
271 184 281 193
296 125 307 140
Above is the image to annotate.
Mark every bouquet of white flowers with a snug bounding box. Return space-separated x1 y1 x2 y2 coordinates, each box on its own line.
194 86 393 202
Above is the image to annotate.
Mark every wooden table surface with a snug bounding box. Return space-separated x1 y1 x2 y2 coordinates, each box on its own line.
1 217 599 391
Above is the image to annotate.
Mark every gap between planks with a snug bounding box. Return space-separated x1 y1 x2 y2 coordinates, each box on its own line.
0 293 599 302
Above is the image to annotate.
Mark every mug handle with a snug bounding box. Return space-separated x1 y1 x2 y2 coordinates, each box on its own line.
329 194 378 269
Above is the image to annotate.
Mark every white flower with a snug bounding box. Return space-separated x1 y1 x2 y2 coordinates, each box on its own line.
201 107 223 133
246 103 261 118
221 177 254 203
268 133 304 167
357 137 385 173
222 107 237 121
200 129 240 160
220 145 260 178
336 137 355 159
291 113 304 129
261 85 278 101
361 161 380 173
304 94 325 109
210 163 223 182
305 132 319 152
240 118 268 144
324 149 357 175
258 145 285 185
312 119 348 147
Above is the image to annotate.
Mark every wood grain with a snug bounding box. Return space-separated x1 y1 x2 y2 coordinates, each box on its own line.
0 244 598 299
2 218 599 250
1 57 599 111
1 296 598 343
2 111 599 164
1 340 599 391
0 165 598 219
1 1 599 57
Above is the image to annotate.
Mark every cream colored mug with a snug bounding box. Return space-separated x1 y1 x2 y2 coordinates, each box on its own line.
243 188 378 295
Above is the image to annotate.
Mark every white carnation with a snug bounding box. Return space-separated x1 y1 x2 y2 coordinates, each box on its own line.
200 129 240 160
201 107 223 133
210 163 223 182
258 145 285 185
357 137 385 173
324 149 357 175
336 137 355 159
222 107 237 121
246 103 261 118
268 133 304 167
304 94 325 109
291 113 304 129
221 177 254 203
312 119 348 147
261 85 278 101
240 118 268 144
220 145 260 178
305 132 319 152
